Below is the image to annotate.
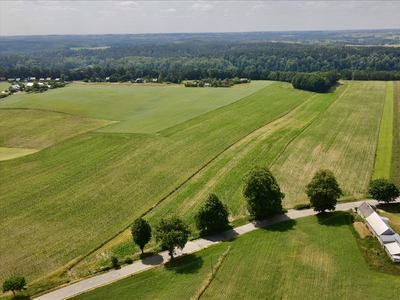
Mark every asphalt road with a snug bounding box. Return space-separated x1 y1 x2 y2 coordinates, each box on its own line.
34 199 379 300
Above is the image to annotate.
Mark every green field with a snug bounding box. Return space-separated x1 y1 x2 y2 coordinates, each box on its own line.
71 214 400 300
0 80 391 293
0 81 270 133
372 81 394 179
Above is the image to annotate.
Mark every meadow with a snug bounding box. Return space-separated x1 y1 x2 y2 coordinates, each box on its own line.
71 213 400 300
0 81 269 133
0 80 391 294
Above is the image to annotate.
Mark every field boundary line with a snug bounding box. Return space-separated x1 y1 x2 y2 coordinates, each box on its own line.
270 84 349 168
191 245 232 300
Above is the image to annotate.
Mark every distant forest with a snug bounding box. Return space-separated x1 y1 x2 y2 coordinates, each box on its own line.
1 30 400 83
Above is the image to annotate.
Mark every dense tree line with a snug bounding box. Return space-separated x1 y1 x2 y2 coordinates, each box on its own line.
1 41 400 83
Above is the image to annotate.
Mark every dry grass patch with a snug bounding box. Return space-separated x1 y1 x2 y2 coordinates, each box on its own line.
353 222 372 238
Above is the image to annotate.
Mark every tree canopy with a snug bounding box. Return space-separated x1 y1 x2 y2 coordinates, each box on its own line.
131 218 152 254
2 276 26 297
154 216 190 259
243 165 284 219
305 169 343 212
368 178 400 203
194 193 229 233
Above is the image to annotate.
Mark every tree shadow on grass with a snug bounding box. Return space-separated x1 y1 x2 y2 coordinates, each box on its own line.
257 218 297 232
12 295 31 300
164 253 203 274
376 202 400 213
316 211 351 226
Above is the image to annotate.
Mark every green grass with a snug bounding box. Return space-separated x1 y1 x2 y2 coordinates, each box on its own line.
391 81 400 186
70 214 400 300
0 81 390 294
0 108 115 150
372 81 394 179
145 85 343 226
0 82 307 285
0 81 270 133
70 243 230 300
273 81 386 205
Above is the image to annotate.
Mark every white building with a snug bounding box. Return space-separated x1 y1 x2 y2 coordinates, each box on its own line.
358 202 400 262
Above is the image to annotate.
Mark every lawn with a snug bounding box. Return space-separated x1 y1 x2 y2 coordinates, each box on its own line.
0 82 307 285
70 214 400 300
0 81 270 133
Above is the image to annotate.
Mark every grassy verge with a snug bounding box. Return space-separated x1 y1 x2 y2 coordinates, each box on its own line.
372 81 394 179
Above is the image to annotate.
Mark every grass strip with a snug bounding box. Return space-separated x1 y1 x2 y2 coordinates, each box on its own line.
372 81 394 179
390 81 400 185
191 245 232 300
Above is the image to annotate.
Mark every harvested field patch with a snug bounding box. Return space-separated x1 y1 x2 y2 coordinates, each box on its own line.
0 147 38 161
354 222 372 238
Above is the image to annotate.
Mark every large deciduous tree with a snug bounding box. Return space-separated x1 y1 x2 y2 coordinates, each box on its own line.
305 169 343 212
243 165 284 219
368 178 400 203
194 193 229 233
131 218 152 254
154 216 190 260
2 276 26 297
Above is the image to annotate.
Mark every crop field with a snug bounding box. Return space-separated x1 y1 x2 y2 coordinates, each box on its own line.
0 81 270 133
0 80 391 293
70 214 400 300
0 82 309 284
273 81 386 204
144 81 386 228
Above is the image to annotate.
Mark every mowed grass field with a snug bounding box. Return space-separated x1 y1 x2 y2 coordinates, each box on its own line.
0 81 270 133
71 214 400 300
0 80 390 291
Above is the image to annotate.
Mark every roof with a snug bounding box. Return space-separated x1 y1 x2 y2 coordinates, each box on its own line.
385 242 400 255
358 202 375 218
366 213 394 235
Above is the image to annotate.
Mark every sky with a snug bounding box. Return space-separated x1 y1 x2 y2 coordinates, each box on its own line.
1 1 399 36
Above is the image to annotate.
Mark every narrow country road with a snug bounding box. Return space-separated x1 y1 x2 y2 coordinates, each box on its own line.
34 200 379 300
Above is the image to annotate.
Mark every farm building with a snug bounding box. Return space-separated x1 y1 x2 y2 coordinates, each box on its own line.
358 202 400 262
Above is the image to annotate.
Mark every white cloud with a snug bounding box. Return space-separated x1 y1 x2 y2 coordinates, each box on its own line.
98 10 117 17
162 8 177 14
189 3 215 12
40 6 78 12
251 5 264 10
